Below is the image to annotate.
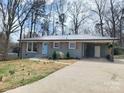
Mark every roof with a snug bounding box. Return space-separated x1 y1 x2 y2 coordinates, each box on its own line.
20 35 119 43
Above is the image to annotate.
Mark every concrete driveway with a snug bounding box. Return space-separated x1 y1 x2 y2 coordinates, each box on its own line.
4 60 124 93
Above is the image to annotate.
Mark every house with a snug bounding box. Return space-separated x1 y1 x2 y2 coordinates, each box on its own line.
20 35 118 59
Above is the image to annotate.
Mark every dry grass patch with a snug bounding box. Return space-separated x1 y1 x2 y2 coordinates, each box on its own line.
0 59 68 92
54 59 76 64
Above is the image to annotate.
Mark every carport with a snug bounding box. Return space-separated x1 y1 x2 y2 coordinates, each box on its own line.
84 43 108 58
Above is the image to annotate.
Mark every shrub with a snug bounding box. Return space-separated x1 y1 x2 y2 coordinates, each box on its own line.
9 70 15 75
52 51 57 60
108 44 113 49
106 55 114 62
106 55 111 60
114 47 124 55
75 57 80 59
48 57 52 59
114 48 119 55
56 51 65 59
52 51 65 59
66 52 70 59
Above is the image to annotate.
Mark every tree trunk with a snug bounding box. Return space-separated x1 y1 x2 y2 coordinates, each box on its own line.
62 22 64 35
3 35 10 60
74 24 78 34
100 16 104 36
30 12 34 38
120 19 122 46
52 15 55 35
47 26 49 36
19 26 23 59
75 29 78 34
110 0 116 38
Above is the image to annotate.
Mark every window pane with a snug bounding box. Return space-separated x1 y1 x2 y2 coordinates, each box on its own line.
69 42 76 49
55 43 59 47
54 42 59 48
33 43 37 51
28 43 32 51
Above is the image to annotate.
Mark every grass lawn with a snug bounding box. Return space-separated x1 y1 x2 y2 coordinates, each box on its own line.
0 59 72 92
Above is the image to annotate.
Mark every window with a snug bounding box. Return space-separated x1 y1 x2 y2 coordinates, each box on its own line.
69 42 76 49
33 43 37 52
27 42 32 51
27 42 37 52
53 42 60 49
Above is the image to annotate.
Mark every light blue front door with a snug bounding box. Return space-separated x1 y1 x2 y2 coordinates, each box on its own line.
42 42 48 56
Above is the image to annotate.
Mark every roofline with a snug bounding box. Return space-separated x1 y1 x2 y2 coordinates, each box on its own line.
19 38 119 41
19 39 119 43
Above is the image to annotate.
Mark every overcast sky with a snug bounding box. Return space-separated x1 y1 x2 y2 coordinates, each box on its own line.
10 0 123 42
8 0 107 42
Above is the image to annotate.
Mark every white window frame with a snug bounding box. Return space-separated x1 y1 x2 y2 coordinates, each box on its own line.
69 42 76 49
53 42 60 49
27 42 36 52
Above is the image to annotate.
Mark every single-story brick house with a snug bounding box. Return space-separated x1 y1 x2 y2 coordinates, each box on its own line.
20 35 118 59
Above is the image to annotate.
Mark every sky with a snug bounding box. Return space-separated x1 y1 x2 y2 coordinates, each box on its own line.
11 0 98 42
4 0 124 42
11 0 55 42
46 0 54 5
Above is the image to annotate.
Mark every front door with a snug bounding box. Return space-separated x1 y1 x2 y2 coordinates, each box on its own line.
42 42 48 56
95 46 101 57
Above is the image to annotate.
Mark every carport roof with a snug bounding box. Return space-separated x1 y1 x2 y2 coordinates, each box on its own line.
20 35 119 42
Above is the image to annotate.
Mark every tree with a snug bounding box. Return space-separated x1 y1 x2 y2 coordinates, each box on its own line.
92 0 107 36
29 0 46 38
0 32 6 53
50 3 59 35
17 0 33 58
42 3 53 36
0 0 21 59
55 0 68 35
42 15 50 36
95 23 102 34
69 0 88 34
104 0 122 38
110 0 116 38
104 0 122 61
120 8 124 46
